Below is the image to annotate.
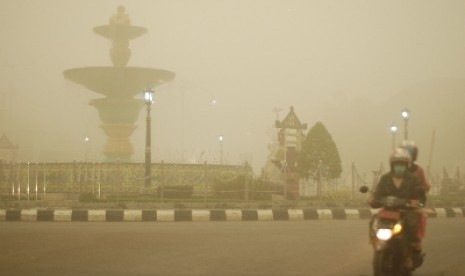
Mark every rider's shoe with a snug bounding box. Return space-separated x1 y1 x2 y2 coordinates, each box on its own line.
412 250 425 268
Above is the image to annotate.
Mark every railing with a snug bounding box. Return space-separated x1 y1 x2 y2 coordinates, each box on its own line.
0 161 254 200
1 161 462 206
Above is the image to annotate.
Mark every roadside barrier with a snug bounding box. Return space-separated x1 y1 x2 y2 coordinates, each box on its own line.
1 208 464 222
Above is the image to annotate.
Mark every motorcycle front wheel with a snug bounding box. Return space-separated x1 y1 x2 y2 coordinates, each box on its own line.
373 248 411 276
373 248 395 276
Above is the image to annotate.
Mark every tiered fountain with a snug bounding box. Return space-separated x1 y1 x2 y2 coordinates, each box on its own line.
64 6 175 162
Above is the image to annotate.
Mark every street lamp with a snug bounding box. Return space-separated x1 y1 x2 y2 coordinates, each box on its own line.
389 124 398 150
144 89 154 188
401 108 410 140
84 136 90 162
218 135 224 165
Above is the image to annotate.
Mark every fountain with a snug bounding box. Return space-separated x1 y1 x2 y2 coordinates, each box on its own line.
64 6 175 161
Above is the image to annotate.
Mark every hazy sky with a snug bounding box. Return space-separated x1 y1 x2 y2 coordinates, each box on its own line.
0 0 464 179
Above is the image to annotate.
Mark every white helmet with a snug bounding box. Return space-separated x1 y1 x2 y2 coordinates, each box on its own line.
389 147 411 166
400 140 418 162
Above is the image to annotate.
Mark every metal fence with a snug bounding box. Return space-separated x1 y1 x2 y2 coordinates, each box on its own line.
1 160 461 205
0 161 255 201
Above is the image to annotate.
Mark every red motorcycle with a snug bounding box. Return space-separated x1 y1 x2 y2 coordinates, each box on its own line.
368 196 424 276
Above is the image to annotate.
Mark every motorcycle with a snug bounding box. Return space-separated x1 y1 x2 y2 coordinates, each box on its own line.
367 195 424 276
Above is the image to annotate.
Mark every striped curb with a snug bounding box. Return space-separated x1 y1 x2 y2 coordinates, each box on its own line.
0 208 464 222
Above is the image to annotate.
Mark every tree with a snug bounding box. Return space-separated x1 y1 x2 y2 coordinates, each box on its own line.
297 122 342 179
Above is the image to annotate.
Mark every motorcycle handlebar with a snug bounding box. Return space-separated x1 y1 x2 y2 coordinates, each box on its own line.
379 196 423 209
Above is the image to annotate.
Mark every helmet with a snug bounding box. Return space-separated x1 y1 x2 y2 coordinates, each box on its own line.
400 140 418 162
389 147 411 166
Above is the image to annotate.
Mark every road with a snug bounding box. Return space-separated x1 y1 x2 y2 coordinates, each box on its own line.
0 219 464 276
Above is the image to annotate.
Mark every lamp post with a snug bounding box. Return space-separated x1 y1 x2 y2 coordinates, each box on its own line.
401 108 410 140
27 162 30 201
84 136 90 162
144 89 154 188
218 135 224 164
389 124 398 150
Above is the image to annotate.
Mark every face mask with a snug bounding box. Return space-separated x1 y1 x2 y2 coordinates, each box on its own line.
393 165 407 176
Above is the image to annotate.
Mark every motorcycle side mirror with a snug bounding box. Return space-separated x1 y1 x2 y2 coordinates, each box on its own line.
359 185 369 193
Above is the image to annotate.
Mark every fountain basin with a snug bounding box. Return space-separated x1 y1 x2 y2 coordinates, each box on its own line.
93 25 147 41
64 67 175 98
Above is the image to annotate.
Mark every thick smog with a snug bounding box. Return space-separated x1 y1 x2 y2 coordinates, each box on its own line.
0 1 464 276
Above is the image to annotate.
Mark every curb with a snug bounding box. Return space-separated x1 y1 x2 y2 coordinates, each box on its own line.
1 208 464 222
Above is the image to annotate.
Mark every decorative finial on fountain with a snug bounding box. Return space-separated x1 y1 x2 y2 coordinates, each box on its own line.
93 5 147 67
110 5 131 26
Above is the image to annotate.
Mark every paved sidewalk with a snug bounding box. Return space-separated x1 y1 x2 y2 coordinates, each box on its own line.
1 207 464 222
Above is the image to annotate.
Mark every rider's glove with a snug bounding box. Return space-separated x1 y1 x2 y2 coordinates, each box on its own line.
409 199 422 208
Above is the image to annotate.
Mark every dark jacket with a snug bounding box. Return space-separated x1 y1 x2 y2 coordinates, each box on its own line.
409 163 431 192
370 171 424 208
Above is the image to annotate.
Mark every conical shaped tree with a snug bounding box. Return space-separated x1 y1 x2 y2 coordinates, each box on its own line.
297 122 342 179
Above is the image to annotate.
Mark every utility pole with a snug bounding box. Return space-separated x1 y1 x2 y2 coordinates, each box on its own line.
427 129 436 194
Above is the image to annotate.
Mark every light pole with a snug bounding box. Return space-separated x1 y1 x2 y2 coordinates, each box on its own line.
144 89 154 188
389 124 398 150
401 108 410 140
84 136 90 162
218 135 224 164
27 162 30 201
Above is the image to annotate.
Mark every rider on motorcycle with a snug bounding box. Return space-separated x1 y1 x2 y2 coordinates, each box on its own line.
400 140 431 202
400 140 430 253
368 147 425 269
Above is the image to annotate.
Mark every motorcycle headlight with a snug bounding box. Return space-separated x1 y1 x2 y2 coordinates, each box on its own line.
376 229 393 241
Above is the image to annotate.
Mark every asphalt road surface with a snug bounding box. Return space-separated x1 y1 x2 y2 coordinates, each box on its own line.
0 219 464 276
